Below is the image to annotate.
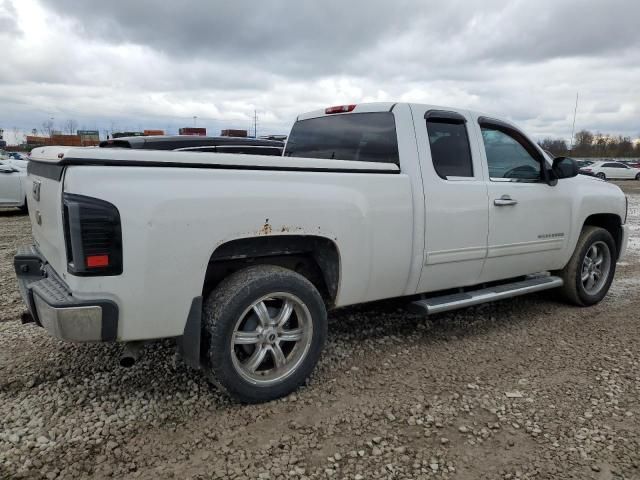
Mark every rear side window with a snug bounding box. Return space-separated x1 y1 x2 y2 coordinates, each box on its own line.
284 112 399 164
426 119 473 178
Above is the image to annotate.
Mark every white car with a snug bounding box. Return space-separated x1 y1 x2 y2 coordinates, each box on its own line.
580 160 640 180
15 102 629 403
0 158 28 210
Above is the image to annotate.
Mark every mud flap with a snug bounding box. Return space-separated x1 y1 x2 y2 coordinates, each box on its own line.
176 296 203 369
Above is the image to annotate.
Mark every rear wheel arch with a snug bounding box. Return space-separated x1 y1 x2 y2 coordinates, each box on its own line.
203 235 341 308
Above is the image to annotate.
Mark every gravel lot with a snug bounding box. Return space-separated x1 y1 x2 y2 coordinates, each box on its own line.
1 182 639 480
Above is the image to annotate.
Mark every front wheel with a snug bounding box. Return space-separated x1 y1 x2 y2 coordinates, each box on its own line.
202 265 327 403
635 173 640 181
556 226 616 306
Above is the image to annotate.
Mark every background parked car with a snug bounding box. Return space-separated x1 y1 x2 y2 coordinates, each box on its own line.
580 160 640 180
100 135 284 156
576 159 593 169
0 158 28 211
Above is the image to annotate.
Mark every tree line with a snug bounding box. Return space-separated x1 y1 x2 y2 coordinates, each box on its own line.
539 130 640 158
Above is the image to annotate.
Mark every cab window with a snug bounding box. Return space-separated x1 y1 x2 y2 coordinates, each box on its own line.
426 119 473 178
481 127 542 181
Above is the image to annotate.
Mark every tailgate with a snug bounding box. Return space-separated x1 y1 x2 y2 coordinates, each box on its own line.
26 159 69 277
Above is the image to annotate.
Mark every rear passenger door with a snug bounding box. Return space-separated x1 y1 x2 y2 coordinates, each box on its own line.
411 107 490 293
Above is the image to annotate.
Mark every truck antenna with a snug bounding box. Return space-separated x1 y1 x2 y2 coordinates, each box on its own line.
570 92 579 151
253 110 258 138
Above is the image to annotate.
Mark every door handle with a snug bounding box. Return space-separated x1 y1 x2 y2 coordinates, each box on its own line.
494 195 518 206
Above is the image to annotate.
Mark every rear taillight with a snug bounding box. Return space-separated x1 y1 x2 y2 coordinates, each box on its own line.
63 193 122 276
325 104 356 114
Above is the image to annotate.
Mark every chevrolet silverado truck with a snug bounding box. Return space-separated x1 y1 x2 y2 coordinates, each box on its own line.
15 103 629 403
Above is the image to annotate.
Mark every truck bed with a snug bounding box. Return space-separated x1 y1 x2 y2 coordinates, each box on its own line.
28 146 400 174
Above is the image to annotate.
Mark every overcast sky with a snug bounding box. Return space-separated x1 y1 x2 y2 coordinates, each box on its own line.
1 0 639 143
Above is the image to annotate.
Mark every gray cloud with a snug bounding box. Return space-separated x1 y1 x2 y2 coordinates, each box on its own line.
1 0 639 143
0 0 20 35
38 0 420 76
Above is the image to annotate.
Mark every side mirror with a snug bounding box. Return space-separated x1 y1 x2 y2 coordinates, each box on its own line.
552 157 579 180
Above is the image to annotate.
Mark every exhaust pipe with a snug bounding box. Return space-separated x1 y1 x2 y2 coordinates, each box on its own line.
120 341 146 368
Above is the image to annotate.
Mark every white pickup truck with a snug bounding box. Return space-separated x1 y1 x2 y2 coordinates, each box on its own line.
15 102 629 403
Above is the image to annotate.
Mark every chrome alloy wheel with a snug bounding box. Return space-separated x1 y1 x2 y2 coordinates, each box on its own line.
230 293 313 385
581 241 611 295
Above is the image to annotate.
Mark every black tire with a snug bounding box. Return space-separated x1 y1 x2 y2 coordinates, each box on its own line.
19 198 28 214
596 172 606 180
202 265 327 403
635 173 640 181
556 226 617 306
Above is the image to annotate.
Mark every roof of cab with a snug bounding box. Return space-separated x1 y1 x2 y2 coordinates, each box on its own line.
296 102 398 121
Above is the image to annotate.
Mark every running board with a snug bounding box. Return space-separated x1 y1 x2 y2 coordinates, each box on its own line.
409 275 563 315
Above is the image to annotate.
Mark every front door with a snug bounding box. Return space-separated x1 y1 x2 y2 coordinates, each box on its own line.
475 119 573 282
614 162 636 179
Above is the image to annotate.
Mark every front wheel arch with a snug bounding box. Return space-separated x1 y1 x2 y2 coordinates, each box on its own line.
555 226 617 306
581 213 623 261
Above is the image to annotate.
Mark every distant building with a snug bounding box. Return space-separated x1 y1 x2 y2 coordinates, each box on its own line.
143 129 165 136
78 130 100 143
26 135 47 146
25 134 99 147
221 129 248 138
179 127 207 136
113 131 145 139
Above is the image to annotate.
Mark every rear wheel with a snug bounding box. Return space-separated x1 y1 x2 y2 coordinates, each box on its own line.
596 172 606 180
202 265 327 403
556 226 616 306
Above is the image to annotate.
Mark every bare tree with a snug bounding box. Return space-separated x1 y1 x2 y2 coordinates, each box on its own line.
41 119 55 137
539 138 568 156
12 126 24 145
63 119 78 135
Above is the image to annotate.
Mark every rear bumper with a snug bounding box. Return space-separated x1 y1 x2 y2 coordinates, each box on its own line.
14 245 118 342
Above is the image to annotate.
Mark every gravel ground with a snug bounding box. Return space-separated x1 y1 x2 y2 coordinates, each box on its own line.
1 182 639 480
